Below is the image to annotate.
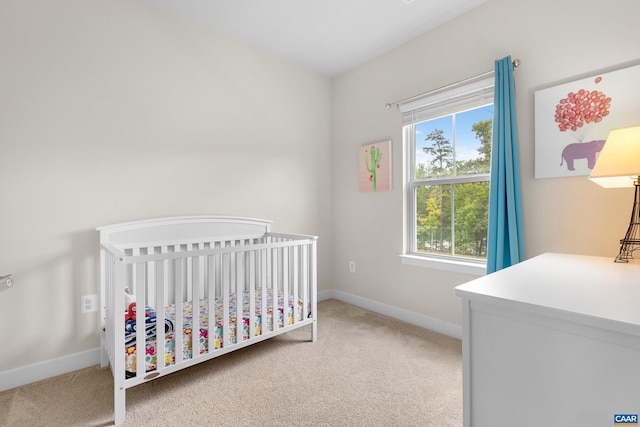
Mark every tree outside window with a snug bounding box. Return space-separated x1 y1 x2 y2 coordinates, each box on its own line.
410 105 493 261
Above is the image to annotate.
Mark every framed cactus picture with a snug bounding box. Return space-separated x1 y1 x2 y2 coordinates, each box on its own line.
359 140 392 192
534 63 640 179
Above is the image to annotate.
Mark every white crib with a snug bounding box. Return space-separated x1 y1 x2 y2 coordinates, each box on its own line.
98 216 317 425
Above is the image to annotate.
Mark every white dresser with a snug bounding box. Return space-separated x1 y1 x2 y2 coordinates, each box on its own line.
455 252 640 427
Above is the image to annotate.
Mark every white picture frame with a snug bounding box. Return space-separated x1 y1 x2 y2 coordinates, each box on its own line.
534 63 640 179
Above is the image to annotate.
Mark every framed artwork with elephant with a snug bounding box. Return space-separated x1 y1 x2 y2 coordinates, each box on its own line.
534 63 640 179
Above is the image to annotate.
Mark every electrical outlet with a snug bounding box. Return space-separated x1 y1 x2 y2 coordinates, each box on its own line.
349 261 356 273
0 275 13 289
81 294 98 313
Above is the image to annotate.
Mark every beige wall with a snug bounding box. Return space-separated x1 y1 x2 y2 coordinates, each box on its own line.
0 0 332 372
331 0 640 326
3 0 640 377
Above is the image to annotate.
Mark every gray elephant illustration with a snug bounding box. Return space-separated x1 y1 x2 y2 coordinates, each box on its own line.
560 139 606 171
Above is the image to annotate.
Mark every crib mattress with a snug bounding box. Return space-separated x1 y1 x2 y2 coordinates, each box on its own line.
125 291 305 375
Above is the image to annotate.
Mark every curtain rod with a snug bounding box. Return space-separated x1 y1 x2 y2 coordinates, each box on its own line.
385 58 521 109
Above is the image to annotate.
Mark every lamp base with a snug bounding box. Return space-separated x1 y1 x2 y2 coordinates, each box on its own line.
614 179 640 263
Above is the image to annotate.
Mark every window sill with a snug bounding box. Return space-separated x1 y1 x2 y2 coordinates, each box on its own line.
400 254 486 276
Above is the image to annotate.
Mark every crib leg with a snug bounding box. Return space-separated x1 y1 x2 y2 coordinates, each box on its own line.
311 318 317 342
114 385 126 425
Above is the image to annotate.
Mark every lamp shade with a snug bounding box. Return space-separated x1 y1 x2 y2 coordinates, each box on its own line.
589 125 640 188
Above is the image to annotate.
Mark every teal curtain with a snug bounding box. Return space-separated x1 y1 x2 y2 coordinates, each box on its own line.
486 56 525 274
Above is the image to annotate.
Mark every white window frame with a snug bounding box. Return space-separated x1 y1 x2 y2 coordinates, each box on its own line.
399 74 494 276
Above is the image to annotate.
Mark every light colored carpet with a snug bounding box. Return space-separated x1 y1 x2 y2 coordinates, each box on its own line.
0 299 463 427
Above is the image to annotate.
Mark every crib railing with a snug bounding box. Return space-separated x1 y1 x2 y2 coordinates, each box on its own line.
100 233 317 385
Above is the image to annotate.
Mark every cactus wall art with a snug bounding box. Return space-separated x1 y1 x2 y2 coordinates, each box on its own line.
359 140 392 192
534 63 640 179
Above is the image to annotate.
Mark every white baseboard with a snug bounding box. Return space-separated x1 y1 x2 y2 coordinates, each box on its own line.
0 348 101 392
2 290 459 392
318 289 462 340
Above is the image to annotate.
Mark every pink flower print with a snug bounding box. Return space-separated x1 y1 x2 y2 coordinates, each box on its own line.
200 329 208 338
146 346 156 356
554 83 611 132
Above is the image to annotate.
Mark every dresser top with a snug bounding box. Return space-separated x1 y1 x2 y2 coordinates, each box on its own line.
455 252 640 330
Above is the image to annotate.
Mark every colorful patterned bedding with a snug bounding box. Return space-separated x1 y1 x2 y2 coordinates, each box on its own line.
124 291 305 375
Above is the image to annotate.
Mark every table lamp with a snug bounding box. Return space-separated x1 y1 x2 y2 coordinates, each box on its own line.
589 125 640 262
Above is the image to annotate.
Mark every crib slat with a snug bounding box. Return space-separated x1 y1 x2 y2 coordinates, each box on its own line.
260 248 268 335
190 244 200 358
146 247 155 309
302 245 309 322
134 259 146 379
186 245 193 302
214 244 223 348
292 246 299 324
283 245 289 327
228 240 237 345
235 241 244 344
173 249 184 365
155 246 166 372
206 253 215 352
271 246 278 332
222 242 230 348
197 245 206 301
248 249 256 340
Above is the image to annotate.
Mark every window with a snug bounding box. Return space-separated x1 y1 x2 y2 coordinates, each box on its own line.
402 74 494 272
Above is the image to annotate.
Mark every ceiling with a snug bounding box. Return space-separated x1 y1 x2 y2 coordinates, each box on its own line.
145 0 488 76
